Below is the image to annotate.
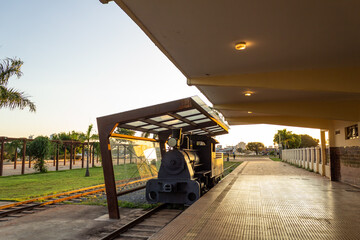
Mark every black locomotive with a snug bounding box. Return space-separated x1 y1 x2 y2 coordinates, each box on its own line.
146 129 223 205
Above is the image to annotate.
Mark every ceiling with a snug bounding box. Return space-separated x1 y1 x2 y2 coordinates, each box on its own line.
102 0 360 129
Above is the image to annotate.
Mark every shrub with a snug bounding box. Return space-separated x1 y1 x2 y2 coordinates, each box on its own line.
28 136 50 173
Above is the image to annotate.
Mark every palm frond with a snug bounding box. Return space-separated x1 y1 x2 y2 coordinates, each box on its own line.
0 87 36 112
86 124 93 140
0 58 23 86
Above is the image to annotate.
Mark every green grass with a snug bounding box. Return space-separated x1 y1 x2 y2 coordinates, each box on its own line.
223 161 242 174
67 198 160 210
0 164 140 201
269 157 282 161
223 161 242 168
0 160 240 203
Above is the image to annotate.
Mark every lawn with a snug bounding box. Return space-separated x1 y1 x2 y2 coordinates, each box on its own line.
0 160 241 202
223 161 242 169
0 164 140 201
269 157 282 161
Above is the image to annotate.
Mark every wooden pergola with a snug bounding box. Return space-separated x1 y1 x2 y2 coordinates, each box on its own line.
0 137 98 176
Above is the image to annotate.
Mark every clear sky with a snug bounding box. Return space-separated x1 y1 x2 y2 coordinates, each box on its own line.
0 0 320 147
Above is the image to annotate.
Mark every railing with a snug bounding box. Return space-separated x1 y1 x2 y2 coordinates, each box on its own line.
282 147 331 178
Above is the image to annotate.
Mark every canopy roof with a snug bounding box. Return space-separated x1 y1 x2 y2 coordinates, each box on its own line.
101 0 360 129
97 96 229 137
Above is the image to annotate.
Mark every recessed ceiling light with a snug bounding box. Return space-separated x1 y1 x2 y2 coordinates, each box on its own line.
235 42 246 50
244 91 253 96
248 111 252 114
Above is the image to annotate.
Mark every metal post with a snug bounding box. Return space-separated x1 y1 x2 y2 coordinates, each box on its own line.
21 140 26 175
0 139 5 176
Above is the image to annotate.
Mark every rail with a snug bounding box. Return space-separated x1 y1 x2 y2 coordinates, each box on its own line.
0 176 155 218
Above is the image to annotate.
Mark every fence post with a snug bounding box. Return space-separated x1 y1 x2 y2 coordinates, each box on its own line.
316 147 320 173
81 144 85 168
0 139 4 176
64 146 67 166
73 146 76 165
320 130 326 176
14 146 18 169
21 140 26 175
56 144 59 171
92 145 95 167
310 147 315 170
53 147 56 166
70 143 73 170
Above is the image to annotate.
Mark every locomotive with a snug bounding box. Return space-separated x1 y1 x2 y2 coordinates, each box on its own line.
146 129 223 205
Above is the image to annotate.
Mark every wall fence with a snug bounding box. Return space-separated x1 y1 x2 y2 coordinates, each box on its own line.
281 147 331 178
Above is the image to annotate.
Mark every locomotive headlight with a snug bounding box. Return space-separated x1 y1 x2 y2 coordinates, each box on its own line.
167 137 178 147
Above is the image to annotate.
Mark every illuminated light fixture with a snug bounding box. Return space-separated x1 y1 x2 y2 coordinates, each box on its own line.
248 111 252 114
244 91 253 97
235 42 246 50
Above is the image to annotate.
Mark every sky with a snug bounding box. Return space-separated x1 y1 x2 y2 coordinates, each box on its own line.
0 0 320 147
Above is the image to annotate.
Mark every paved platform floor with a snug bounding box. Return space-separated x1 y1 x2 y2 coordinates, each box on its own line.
151 158 360 240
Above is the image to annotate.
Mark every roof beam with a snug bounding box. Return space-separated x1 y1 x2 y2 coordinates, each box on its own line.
188 66 360 93
227 116 333 129
215 99 360 122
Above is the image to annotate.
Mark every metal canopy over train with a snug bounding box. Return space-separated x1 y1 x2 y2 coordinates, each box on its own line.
97 96 229 219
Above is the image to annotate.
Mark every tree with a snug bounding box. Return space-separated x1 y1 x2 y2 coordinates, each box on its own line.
84 124 98 176
114 127 135 136
28 136 50 173
299 134 319 148
246 142 265 155
287 134 301 149
273 129 301 149
0 58 36 112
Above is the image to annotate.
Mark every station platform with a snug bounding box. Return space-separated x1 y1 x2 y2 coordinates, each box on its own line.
150 158 360 239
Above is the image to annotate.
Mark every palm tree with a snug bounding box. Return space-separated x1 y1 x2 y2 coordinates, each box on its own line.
0 58 36 112
85 124 93 177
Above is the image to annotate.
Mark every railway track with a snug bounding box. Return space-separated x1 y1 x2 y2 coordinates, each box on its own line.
0 163 239 222
99 204 183 240
97 164 240 240
0 176 155 219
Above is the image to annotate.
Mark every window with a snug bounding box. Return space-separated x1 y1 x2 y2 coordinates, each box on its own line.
345 124 358 140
